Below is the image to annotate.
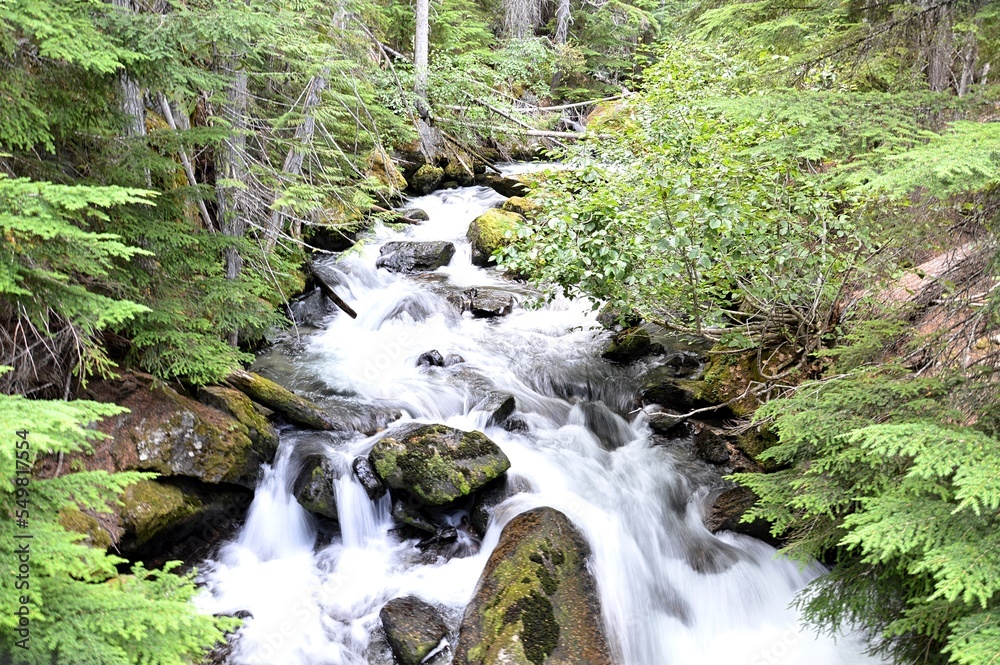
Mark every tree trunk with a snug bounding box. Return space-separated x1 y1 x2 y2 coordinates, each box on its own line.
924 1 954 92
554 0 571 45
414 0 429 97
217 68 249 283
957 31 978 97
263 73 328 253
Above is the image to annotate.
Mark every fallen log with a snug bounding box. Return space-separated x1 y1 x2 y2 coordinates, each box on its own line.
307 262 358 319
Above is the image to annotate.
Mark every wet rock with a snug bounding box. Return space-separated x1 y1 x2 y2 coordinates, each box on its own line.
454 507 612 665
469 476 531 535
441 180 459 190
294 455 338 520
445 367 497 405
448 288 517 318
466 209 523 267
376 240 456 273
392 499 437 534
95 375 263 488
692 422 730 465
473 391 516 428
642 405 688 436
575 401 634 450
475 172 529 198
417 350 446 367
501 196 538 217
380 596 450 665
353 456 387 500
401 208 430 221
199 385 279 463
288 288 338 327
503 415 530 433
227 369 336 431
410 164 444 194
602 326 652 363
444 353 466 366
705 486 778 546
639 369 727 416
417 526 459 550
661 351 704 379
369 423 511 506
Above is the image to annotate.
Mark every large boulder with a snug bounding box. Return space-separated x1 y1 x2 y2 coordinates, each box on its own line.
466 209 523 267
444 156 476 187
376 241 456 273
96 377 263 488
226 370 336 431
601 326 652 363
454 507 612 665
473 391 516 428
368 423 510 506
380 596 450 665
449 288 518 318
294 455 339 520
475 173 529 198
410 164 444 194
198 385 279 462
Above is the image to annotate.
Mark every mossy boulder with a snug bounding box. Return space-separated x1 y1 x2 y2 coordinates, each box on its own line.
368 423 510 506
454 507 612 665
199 385 279 462
602 326 652 363
639 372 717 413
120 480 201 547
410 164 444 194
369 150 408 193
59 507 115 550
501 196 538 217
226 369 336 431
466 209 524 267
99 377 262 487
293 455 338 520
698 350 763 418
380 596 450 665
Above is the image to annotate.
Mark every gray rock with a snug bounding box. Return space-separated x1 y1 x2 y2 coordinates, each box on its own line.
474 391 516 428
352 456 387 500
380 596 450 665
448 288 517 318
376 241 456 273
401 208 430 221
369 423 510 505
417 350 445 367
294 456 338 520
693 422 730 464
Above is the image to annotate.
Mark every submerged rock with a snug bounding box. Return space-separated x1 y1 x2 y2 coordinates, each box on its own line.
376 240 456 273
448 288 518 318
473 391 516 428
602 326 652 363
380 596 450 665
466 209 523 267
410 164 444 194
417 350 446 367
294 455 338 520
392 499 437 534
226 369 336 431
369 423 510 506
454 507 612 665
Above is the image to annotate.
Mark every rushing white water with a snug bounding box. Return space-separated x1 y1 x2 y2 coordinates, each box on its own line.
197 168 881 665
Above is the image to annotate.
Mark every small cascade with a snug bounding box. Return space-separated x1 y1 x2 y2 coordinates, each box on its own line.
197 168 882 665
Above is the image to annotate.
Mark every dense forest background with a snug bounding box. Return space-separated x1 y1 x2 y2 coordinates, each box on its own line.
1 0 998 662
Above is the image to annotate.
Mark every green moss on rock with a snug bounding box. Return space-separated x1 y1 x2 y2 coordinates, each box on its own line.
120 480 201 546
454 507 612 665
369 423 510 506
501 196 538 217
199 385 278 462
466 209 524 267
59 508 113 550
226 370 335 431
410 165 444 194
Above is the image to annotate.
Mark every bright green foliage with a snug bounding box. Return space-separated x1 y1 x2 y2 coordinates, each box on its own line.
736 369 1000 664
0 381 236 663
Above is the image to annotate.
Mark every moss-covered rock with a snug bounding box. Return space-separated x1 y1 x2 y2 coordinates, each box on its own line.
639 372 717 413
226 369 335 431
120 480 202 547
410 164 444 194
199 385 279 463
466 209 524 267
501 196 538 217
444 155 475 186
602 326 652 363
454 507 612 665
99 377 261 487
369 150 407 204
369 423 510 506
59 507 115 550
380 596 450 665
698 351 763 418
293 456 338 520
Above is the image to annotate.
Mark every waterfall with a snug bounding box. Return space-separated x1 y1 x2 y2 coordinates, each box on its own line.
196 168 881 665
